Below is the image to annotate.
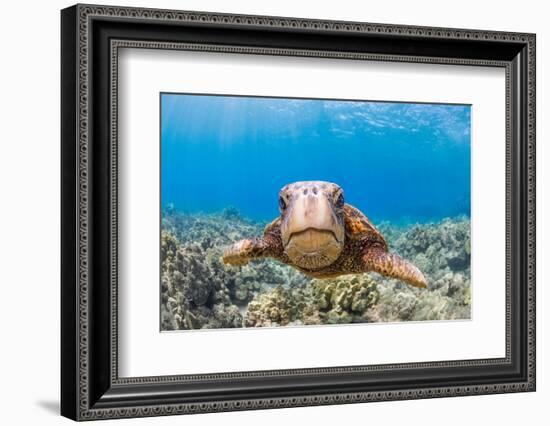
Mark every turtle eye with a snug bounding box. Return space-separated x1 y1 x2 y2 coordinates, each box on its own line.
279 196 287 211
336 193 345 208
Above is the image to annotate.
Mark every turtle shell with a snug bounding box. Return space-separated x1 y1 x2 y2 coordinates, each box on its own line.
342 204 387 250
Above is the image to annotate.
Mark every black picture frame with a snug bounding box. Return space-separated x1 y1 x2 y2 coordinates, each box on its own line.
61 4 536 421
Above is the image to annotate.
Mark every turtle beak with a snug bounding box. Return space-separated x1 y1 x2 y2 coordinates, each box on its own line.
281 190 344 247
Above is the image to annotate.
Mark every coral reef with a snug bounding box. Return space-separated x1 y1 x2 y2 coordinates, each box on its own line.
244 286 300 327
160 209 471 330
244 275 380 327
312 276 380 324
160 231 242 330
367 217 471 322
160 209 308 330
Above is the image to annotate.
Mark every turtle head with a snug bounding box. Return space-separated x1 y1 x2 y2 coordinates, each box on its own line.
278 181 345 270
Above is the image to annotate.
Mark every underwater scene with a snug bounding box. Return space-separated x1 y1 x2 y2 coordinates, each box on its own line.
160 93 471 331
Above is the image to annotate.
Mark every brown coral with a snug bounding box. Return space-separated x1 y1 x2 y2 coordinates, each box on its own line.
244 275 379 327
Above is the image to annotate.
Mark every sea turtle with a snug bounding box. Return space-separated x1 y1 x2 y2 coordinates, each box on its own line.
222 181 427 288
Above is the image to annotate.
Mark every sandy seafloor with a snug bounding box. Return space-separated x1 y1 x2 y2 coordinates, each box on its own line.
160 208 471 331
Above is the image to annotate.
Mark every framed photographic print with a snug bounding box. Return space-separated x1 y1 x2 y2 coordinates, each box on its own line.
61 4 536 421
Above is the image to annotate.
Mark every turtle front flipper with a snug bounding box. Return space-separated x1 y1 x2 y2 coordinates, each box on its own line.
222 238 272 266
362 247 427 288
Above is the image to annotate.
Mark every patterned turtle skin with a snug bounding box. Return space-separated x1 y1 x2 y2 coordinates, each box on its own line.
223 181 427 288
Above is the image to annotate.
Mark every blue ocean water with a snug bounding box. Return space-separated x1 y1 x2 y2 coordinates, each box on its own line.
161 94 470 224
